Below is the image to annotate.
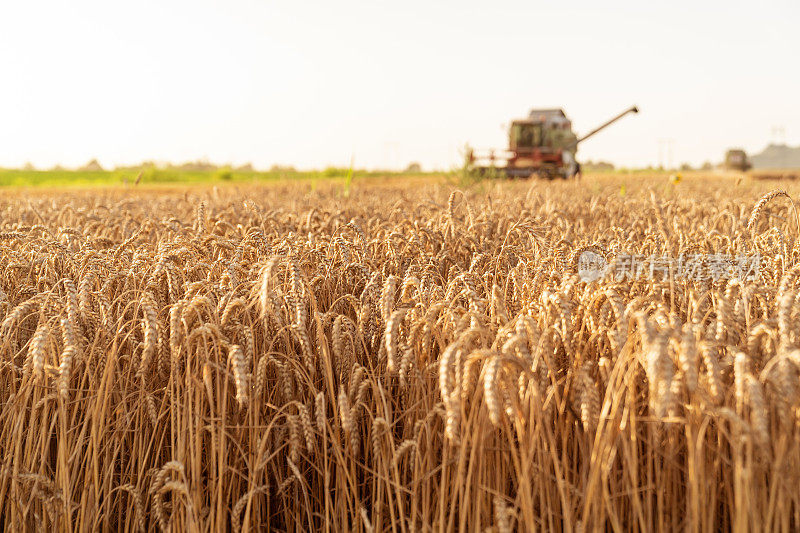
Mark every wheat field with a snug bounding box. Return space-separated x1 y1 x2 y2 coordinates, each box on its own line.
1 175 799 531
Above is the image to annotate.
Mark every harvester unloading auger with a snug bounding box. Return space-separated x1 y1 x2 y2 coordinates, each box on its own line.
467 105 639 179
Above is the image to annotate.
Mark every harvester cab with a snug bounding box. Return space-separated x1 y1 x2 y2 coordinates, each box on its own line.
723 149 751 172
468 105 638 179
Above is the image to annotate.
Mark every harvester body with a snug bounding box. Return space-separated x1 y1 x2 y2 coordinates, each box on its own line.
468 106 638 179
724 149 751 171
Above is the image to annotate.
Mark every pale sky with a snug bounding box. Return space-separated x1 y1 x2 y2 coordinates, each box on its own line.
1 1 798 171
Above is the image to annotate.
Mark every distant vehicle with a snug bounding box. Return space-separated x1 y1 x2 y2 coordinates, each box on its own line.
467 106 639 179
724 149 751 171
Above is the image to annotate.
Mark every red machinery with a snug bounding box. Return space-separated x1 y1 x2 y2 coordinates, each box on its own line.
467 105 639 179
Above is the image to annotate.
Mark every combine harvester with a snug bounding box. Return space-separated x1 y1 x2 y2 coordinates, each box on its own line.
723 148 752 172
467 105 639 179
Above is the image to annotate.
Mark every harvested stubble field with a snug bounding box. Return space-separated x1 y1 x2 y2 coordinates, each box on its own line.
1 175 800 531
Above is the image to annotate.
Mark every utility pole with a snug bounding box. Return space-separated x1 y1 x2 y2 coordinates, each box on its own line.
771 125 786 145
770 126 787 168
